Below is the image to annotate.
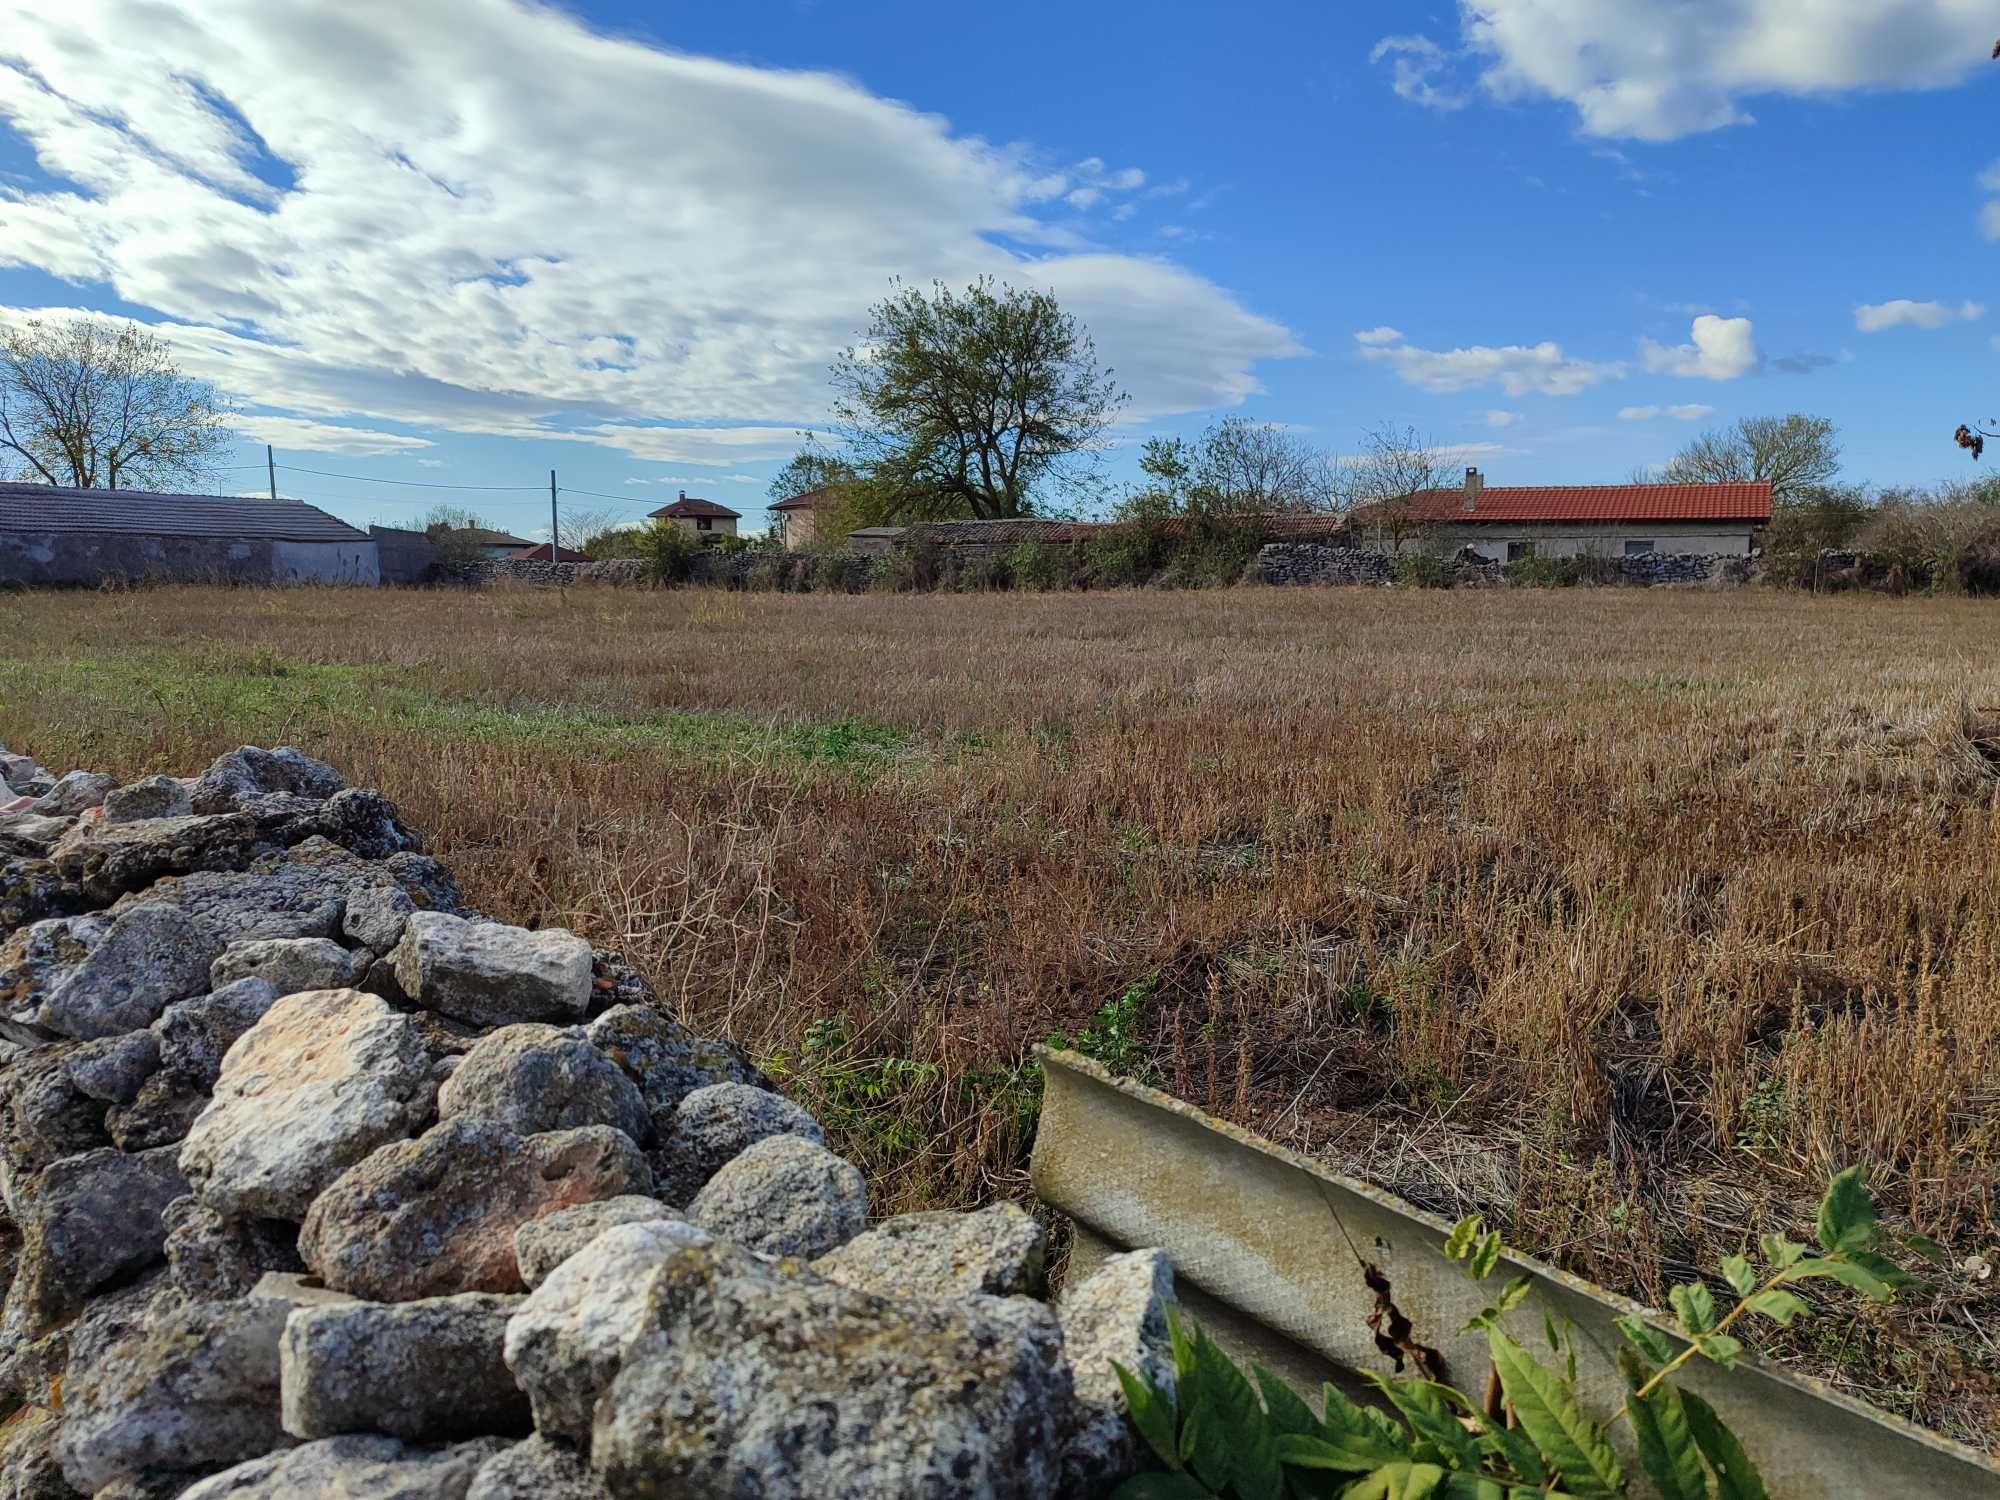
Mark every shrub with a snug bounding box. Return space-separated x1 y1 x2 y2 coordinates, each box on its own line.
1078 520 1174 588
1007 540 1074 591
1505 553 1622 588
631 519 699 585
1856 478 2000 590
1390 550 1455 589
1761 484 1873 589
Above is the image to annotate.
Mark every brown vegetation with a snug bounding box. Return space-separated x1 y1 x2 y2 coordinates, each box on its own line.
4 583 1998 1445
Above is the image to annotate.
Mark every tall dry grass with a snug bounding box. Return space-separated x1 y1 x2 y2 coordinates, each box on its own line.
4 581 1999 1443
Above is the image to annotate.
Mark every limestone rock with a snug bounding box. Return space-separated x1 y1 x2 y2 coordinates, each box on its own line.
300 1119 651 1301
343 880 415 952
210 936 364 996
64 1028 161 1105
584 1003 767 1119
0 912 112 1045
49 809 267 904
1058 1247 1178 1496
0 812 73 859
0 1266 175 1414
468 1436 607 1500
503 1218 709 1444
38 904 220 1040
594 1239 1070 1499
190 746 344 814
54 1297 291 1494
391 914 592 1027
653 1080 821 1205
248 1271 358 1308
0 1403 72 1500
113 859 346 945
281 1293 529 1442
813 1201 1046 1300
179 988 436 1220
102 774 193 823
513 1196 683 1289
178 1436 510 1500
0 1043 108 1217
6 1146 186 1336
164 1196 304 1302
689 1133 867 1260
436 1024 649 1144
109 977 280 1152
36 770 118 817
0 855 83 936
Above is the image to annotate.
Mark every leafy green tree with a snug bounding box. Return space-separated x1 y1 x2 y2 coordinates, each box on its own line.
830 278 1125 521
1119 419 1338 521
1661 414 1840 497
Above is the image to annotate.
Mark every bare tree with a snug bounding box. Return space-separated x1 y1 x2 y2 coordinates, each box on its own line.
422 503 496 566
1660 414 1840 496
1196 417 1340 513
557 505 620 554
0 317 231 490
1341 423 1460 551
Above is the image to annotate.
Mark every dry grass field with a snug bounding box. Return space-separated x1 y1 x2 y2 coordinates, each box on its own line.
5 581 1999 1445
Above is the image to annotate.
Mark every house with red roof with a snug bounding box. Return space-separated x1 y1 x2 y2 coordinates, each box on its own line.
768 486 829 548
649 491 740 544
508 542 590 562
1350 468 1771 561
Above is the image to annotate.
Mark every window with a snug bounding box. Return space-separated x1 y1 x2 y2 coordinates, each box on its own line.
1506 541 1536 562
696 517 712 531
1623 539 1655 557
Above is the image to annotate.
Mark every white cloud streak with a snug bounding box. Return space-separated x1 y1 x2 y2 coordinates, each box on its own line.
232 413 432 455
1356 329 1616 396
1853 298 1985 331
1369 35 1468 110
0 1 1297 458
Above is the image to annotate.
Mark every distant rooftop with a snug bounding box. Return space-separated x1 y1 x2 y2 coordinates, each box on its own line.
652 491 740 520
0 483 367 543
508 542 589 561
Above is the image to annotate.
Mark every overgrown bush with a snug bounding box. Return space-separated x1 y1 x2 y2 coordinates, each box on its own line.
1856 477 2000 590
1078 520 1176 588
1761 484 1874 589
1390 550 1455 589
631 518 699 584
1007 539 1076 591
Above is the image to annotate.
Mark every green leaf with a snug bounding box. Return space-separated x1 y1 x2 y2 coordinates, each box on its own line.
1360 1376 1481 1472
1170 1307 1200 1387
1111 1474 1218 1500
1846 1248 1916 1293
1758 1233 1806 1271
1669 1281 1718 1335
1254 1364 1321 1440
1459 1274 1534 1336
1469 1230 1503 1282
1788 1257 1894 1301
1615 1314 1677 1366
1486 1328 1625 1498
1903 1231 1948 1264
1437 1477 1509 1500
1178 1399 1202 1468
1693 1332 1744 1368
1339 1461 1446 1500
1815 1165 1876 1254
1744 1288 1808 1326
1114 1360 1180 1469
1626 1380 1709 1500
1478 1421 1549 1486
1720 1254 1759 1296
1682 1389 1773 1500
1188 1327 1281 1497
1320 1384 1415 1459
1274 1433 1389 1475
1445 1215 1483 1262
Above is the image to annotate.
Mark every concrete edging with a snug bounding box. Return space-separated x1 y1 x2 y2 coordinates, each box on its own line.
1031 1048 2000 1499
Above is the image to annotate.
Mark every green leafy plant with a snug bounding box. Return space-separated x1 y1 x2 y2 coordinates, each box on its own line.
1047 978 1154 1078
1112 1166 1933 1500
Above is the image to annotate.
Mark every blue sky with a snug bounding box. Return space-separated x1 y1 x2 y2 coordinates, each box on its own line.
2 1 1996 540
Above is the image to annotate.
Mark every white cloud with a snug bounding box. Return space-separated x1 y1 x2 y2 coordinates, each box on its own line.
1620 402 1716 422
1357 329 1616 396
1638 315 1760 380
1483 409 1520 428
232 413 432 455
1854 298 1986 331
416 458 444 467
1984 200 2000 241
1369 35 1467 111
1459 0 1991 141
0 2 1296 457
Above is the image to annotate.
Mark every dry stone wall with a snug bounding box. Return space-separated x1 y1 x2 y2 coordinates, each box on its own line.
0 743 1175 1498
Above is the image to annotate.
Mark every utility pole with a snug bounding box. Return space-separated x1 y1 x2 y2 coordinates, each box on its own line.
549 470 559 560
267 445 277 500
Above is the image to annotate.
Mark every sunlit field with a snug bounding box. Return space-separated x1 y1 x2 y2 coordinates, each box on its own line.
6 581 1998 1444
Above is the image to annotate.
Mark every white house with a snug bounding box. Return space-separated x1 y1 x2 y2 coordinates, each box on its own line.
1357 469 1772 560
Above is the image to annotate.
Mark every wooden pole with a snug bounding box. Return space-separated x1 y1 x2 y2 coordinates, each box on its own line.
549 470 559 560
267 445 277 500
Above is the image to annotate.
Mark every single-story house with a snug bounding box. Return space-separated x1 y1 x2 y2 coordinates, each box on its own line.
1352 469 1772 560
0 484 379 587
431 526 535 560
768 487 831 548
651 493 739 543
508 542 589 562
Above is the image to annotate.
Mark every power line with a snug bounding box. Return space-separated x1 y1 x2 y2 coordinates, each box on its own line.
556 485 666 508
274 462 545 493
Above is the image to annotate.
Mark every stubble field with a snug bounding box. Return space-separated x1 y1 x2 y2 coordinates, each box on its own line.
4 580 1998 1445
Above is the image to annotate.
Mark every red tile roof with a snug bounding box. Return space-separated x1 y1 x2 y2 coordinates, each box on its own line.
508 543 589 561
1357 482 1772 527
651 495 740 520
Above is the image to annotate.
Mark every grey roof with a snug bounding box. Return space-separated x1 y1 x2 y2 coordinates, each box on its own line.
0 484 367 543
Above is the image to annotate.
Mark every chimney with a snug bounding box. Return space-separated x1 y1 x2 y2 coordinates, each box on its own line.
1462 466 1483 512
678 489 687 502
